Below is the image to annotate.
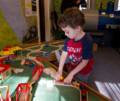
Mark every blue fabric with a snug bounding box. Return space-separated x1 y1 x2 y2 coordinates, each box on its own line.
81 34 93 59
63 34 93 60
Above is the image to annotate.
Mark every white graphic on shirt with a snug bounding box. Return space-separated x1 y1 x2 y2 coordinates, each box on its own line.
67 46 82 64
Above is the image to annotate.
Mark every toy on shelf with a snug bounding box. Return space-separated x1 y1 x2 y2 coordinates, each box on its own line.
16 83 32 101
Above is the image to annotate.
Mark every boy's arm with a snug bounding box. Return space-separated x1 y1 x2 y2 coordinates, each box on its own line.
58 51 68 73
54 51 68 80
64 59 89 83
70 59 89 76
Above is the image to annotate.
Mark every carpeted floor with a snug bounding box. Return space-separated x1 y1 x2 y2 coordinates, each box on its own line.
93 47 120 101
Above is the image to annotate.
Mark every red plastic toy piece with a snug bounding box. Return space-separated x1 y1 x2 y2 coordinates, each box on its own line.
16 83 31 101
32 65 44 81
0 64 10 73
6 88 11 101
0 86 11 101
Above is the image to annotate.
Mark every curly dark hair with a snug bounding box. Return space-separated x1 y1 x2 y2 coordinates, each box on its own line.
58 7 85 29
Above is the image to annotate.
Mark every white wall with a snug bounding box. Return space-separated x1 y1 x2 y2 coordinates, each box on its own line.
0 0 28 41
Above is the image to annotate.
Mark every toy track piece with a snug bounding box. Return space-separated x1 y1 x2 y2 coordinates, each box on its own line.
31 65 44 82
16 83 31 101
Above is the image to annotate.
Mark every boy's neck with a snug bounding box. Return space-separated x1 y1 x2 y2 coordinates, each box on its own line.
75 31 85 41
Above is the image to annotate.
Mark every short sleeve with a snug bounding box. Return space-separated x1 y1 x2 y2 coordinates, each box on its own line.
63 39 69 52
82 35 93 59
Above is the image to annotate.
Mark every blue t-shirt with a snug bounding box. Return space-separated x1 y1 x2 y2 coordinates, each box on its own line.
63 33 94 75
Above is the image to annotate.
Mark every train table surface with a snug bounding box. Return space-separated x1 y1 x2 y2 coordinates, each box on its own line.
1 61 101 101
32 74 80 101
0 42 110 101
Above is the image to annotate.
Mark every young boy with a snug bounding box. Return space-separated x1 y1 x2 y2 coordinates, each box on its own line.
54 7 94 83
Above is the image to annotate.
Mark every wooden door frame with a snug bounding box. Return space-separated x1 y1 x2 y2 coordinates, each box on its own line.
36 0 52 43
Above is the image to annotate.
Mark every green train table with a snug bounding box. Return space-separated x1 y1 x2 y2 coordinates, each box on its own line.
0 42 111 101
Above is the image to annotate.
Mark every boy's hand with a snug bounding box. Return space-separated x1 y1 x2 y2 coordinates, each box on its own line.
54 71 62 81
64 73 74 84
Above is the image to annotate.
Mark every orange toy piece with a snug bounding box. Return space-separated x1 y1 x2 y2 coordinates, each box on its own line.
60 76 64 81
16 83 31 101
56 76 64 83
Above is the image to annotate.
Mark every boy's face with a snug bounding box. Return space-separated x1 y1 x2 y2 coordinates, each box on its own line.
61 26 80 39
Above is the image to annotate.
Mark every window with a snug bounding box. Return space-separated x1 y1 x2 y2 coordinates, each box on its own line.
118 0 120 10
114 0 120 11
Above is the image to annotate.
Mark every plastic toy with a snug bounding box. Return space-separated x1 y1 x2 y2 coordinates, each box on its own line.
31 65 44 83
0 46 22 56
0 64 11 82
16 83 32 101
